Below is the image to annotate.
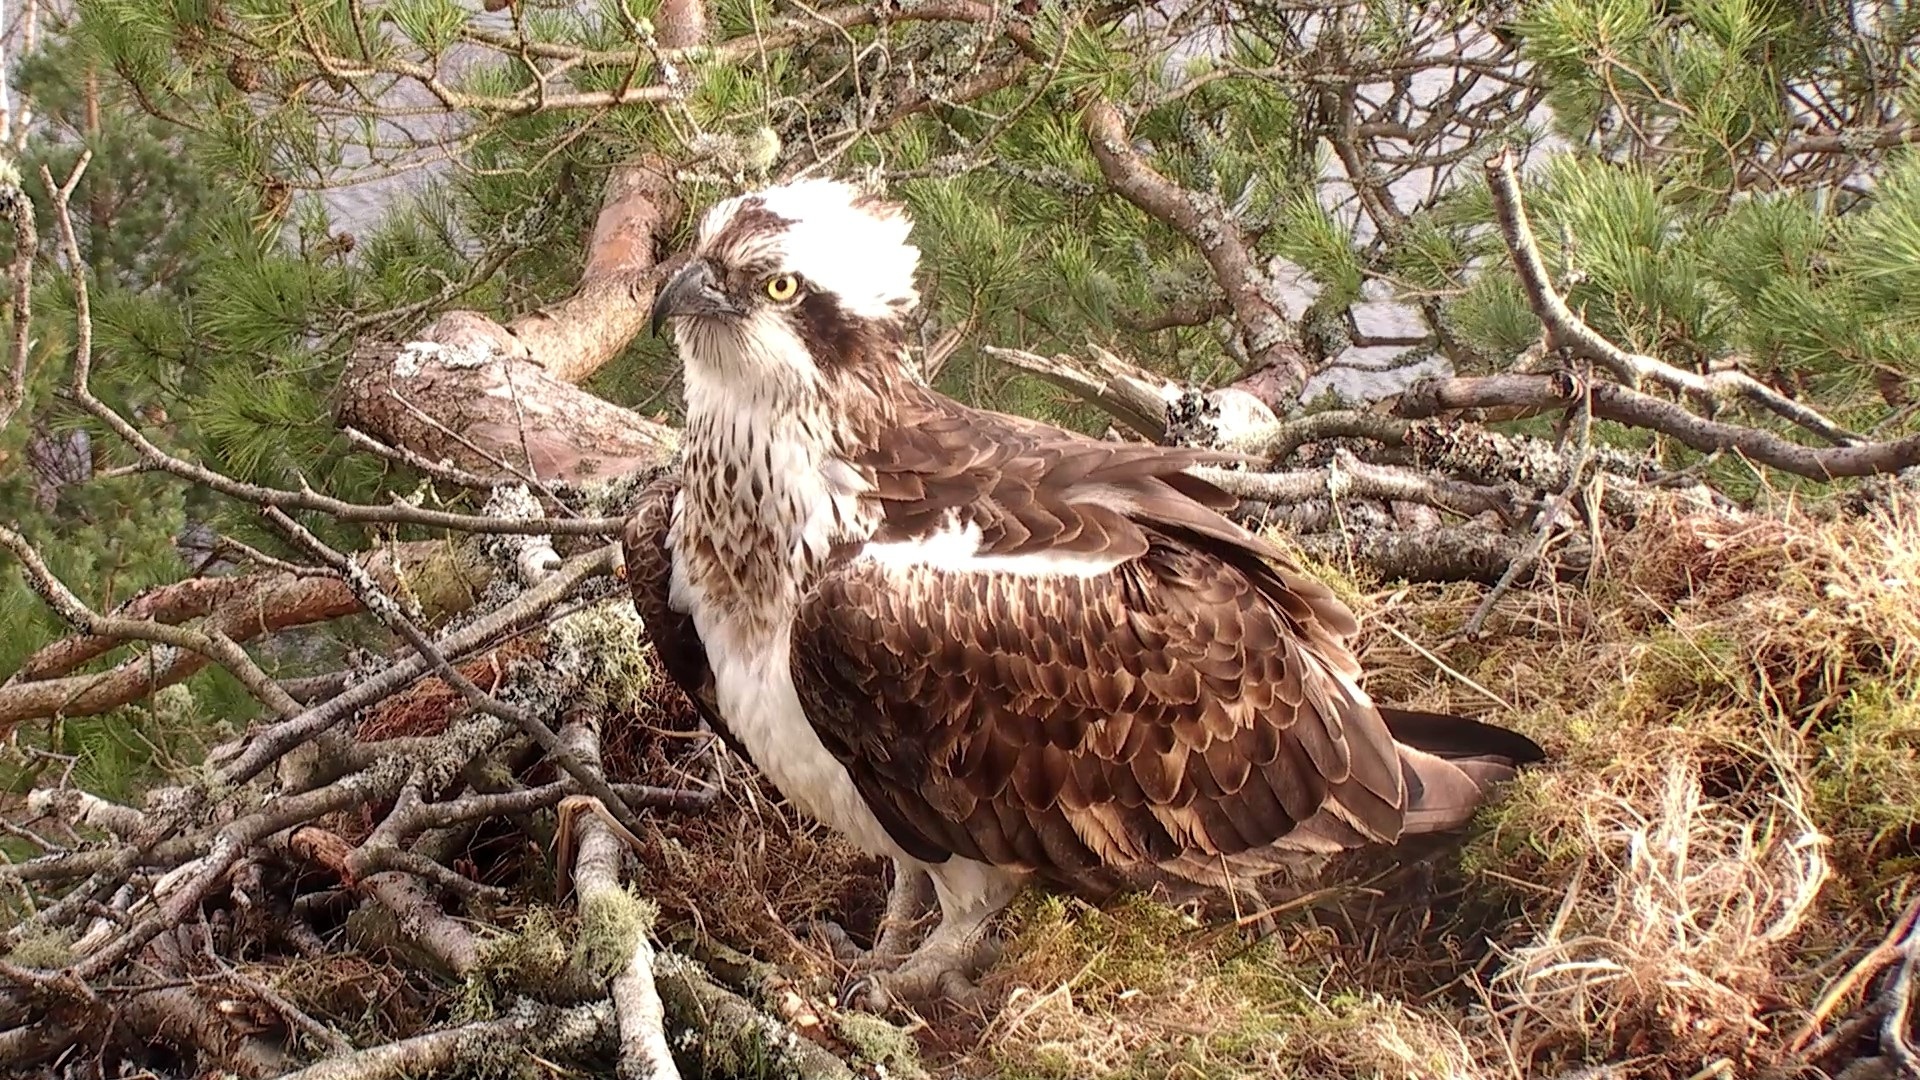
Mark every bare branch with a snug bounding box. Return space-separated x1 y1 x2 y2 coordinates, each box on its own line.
0 179 36 429
982 344 1175 440
1396 372 1920 480
562 715 680 1080
0 539 488 730
212 542 619 788
0 526 301 723
262 508 649 840
1190 453 1521 522
268 1002 613 1080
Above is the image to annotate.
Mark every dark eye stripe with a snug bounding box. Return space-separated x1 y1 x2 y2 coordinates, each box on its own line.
791 290 869 367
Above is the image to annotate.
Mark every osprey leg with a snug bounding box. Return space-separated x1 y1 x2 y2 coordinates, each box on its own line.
844 901 1002 1013
869 860 935 962
843 860 1021 1012
804 859 935 967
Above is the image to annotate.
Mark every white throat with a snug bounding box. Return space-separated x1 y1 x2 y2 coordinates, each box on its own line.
667 304 892 643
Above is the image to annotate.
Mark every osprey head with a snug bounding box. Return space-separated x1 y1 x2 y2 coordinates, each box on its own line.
650 178 920 390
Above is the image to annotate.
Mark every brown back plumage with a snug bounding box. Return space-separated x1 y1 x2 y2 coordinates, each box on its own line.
769 389 1542 895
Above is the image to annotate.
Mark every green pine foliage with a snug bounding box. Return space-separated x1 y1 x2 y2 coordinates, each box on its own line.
4 0 1915 805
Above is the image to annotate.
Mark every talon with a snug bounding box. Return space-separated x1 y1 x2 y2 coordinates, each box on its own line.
838 975 875 1011
797 917 866 963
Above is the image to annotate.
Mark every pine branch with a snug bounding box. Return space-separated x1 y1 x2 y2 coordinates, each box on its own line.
1484 147 1865 447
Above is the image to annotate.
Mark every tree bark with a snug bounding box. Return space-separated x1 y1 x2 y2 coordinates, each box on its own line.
332 159 684 485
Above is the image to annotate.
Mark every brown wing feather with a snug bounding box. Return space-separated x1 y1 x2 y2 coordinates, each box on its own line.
790 531 1412 893
784 392 1448 888
621 474 730 748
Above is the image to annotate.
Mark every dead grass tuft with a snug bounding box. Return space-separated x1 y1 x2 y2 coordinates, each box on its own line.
1484 740 1828 1066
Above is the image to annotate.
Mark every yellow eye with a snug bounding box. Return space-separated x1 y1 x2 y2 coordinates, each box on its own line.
764 274 800 302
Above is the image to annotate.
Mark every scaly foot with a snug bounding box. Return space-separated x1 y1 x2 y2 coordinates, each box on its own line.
841 910 1002 1014
799 860 934 970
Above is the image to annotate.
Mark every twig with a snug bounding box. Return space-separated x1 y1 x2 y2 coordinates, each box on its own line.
1792 896 1920 1054
0 537 490 730
1464 385 1594 637
1376 622 1517 712
212 542 619 787
343 426 501 490
210 950 354 1057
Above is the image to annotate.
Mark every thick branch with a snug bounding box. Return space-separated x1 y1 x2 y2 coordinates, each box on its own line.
982 344 1175 440
1395 373 1920 480
0 526 301 724
505 157 682 385
2 540 488 729
1293 526 1581 586
332 159 683 482
1190 455 1520 522
563 716 680 1080
1083 98 1311 397
334 312 678 485
270 1001 613 1080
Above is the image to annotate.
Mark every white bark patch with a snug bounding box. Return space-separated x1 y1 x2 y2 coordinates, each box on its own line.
392 338 497 377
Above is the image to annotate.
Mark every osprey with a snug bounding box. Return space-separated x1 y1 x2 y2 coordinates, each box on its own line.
624 178 1544 1009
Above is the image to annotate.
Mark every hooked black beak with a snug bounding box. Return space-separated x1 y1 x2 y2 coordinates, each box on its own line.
649 258 740 338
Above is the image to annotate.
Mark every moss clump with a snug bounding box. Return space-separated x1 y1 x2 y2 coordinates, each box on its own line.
545 599 658 717
975 892 1332 1079
459 908 569 1021
1813 676 1920 870
832 1011 930 1080
4 926 75 969
573 882 658 982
